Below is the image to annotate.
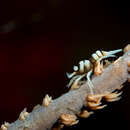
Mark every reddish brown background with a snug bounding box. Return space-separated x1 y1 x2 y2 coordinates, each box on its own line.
0 0 130 130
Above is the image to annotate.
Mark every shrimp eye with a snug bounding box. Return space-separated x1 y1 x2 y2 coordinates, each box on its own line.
73 66 78 71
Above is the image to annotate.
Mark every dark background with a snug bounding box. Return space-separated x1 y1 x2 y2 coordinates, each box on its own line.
0 0 130 130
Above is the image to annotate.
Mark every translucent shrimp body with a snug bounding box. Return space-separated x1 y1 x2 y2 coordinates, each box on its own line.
66 49 122 94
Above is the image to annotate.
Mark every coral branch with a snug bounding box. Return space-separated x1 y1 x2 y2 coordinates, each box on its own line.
3 45 130 130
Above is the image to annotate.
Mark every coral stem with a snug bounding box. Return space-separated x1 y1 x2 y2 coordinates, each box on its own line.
6 45 130 130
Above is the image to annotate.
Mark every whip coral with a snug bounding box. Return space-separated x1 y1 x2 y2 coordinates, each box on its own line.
1 45 130 130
